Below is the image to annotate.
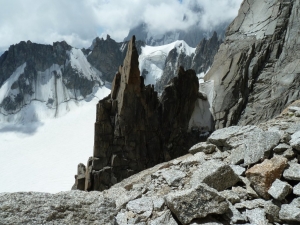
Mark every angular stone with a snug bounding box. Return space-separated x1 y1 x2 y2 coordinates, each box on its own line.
268 179 292 200
279 197 300 222
290 131 300 151
190 160 239 191
225 202 247 224
264 200 281 223
161 169 186 186
219 190 240 204
164 183 229 224
283 163 300 181
230 165 246 176
273 143 290 153
293 182 300 196
152 197 165 211
150 210 178 225
245 156 288 199
126 197 153 214
189 142 216 154
208 126 280 165
246 208 268 225
235 199 267 210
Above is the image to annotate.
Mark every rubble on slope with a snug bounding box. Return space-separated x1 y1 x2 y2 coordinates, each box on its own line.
2 102 300 224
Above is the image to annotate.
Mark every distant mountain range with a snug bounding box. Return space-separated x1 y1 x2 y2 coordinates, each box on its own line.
0 29 223 123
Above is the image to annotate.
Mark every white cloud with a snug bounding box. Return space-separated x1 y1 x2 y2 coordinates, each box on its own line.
0 0 242 53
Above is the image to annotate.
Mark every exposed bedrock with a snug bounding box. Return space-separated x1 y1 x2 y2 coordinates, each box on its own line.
75 36 211 191
206 0 300 129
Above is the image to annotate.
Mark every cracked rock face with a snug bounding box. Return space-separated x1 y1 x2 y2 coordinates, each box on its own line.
206 0 300 129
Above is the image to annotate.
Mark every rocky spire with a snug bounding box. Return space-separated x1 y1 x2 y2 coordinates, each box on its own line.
74 36 205 191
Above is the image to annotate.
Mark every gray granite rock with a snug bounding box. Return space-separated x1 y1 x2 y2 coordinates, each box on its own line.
152 197 165 211
279 197 300 222
189 142 216 154
268 179 292 200
246 208 268 225
150 210 178 225
273 143 290 153
283 163 300 181
290 130 300 151
161 169 186 186
208 126 280 165
235 199 266 210
225 202 247 224
293 182 300 196
190 160 239 191
264 200 281 223
220 190 240 204
165 183 229 224
230 165 246 176
126 197 153 214
0 191 116 225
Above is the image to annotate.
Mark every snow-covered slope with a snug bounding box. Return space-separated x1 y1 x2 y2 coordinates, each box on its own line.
0 87 110 193
0 46 103 123
139 40 196 85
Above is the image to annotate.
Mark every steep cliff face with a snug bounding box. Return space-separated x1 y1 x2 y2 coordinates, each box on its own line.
0 41 103 122
206 0 300 129
76 36 206 191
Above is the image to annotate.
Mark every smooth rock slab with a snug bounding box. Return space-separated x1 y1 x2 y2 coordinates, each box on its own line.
283 163 300 181
165 183 229 224
190 160 239 191
279 197 300 222
245 156 287 199
268 179 292 200
293 182 300 196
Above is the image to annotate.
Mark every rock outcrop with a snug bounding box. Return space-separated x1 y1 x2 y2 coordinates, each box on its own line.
206 0 300 129
77 36 205 191
3 101 300 224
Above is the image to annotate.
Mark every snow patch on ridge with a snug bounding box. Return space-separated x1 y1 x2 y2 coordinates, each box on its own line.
139 40 196 85
69 48 102 81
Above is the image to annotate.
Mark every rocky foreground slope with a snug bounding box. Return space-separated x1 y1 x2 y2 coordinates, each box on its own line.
1 101 300 224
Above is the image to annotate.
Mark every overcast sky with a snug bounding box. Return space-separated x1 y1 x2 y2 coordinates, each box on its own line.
0 0 242 53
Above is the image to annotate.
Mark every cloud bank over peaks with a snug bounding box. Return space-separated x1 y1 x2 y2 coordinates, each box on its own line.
0 0 242 53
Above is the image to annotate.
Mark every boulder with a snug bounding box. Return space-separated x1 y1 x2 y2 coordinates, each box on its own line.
279 197 300 222
245 156 287 199
160 169 186 186
267 179 292 200
188 142 216 154
190 160 240 191
293 182 300 196
283 163 300 181
165 183 229 224
290 130 300 151
208 126 280 165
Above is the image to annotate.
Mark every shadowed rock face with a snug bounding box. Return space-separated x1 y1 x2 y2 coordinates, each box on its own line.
86 35 145 82
206 0 300 129
77 36 205 191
